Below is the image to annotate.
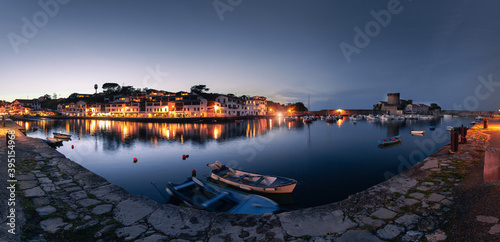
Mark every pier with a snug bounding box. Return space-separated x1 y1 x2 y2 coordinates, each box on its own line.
1 118 500 240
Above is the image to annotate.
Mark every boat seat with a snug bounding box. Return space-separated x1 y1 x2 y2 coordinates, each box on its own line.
173 181 196 190
218 169 230 176
235 174 248 182
202 192 228 207
252 176 265 186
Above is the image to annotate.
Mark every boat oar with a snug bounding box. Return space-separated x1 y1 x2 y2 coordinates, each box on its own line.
150 181 169 203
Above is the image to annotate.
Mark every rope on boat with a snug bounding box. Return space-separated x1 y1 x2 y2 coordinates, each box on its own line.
150 181 169 203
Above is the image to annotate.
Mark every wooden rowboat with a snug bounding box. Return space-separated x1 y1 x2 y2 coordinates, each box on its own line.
410 130 425 135
166 177 279 214
207 161 298 194
378 135 402 145
53 132 72 139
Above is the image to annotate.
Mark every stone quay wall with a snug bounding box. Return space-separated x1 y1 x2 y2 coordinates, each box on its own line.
0 118 489 241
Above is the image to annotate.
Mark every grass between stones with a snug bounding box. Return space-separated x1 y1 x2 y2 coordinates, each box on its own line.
20 197 43 241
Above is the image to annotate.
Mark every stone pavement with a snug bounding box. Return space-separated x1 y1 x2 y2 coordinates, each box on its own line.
0 117 496 241
447 119 500 241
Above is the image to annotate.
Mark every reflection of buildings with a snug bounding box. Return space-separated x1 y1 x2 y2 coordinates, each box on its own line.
18 118 292 150
386 122 400 137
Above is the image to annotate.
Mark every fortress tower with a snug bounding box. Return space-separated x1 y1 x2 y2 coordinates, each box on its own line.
387 93 400 106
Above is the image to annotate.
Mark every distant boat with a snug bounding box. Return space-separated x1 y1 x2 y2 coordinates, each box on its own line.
378 135 402 145
411 130 425 135
207 161 298 194
446 126 454 131
429 126 435 130
166 176 279 214
325 115 336 123
53 132 71 139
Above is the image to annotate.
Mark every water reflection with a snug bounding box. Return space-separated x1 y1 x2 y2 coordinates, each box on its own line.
16 118 310 148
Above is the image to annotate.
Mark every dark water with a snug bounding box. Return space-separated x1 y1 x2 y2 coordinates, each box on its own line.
17 116 474 208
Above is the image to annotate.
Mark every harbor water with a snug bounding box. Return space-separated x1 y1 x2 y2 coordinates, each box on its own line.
17 116 474 209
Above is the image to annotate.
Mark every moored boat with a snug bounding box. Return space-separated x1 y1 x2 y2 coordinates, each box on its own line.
166 176 279 214
207 161 298 194
411 130 425 135
53 132 72 139
378 135 402 145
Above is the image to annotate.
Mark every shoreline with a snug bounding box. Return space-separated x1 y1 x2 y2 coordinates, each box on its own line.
1 118 490 240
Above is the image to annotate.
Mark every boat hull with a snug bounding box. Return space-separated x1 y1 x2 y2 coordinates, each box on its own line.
53 133 72 139
166 177 279 214
378 135 402 145
210 169 297 194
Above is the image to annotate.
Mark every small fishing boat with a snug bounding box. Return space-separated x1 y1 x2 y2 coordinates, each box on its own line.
429 125 435 130
53 132 72 139
446 126 454 131
207 161 298 194
411 130 425 135
166 176 279 214
325 115 336 123
303 116 312 124
378 135 402 145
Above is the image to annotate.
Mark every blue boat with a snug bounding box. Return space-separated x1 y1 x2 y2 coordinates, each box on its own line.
378 135 402 145
166 177 279 214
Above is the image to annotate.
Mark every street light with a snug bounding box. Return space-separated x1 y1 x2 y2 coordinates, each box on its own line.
214 105 219 117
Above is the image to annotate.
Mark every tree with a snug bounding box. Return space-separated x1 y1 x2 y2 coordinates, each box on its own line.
284 102 308 112
120 86 135 95
43 94 51 100
429 103 441 110
190 85 210 94
102 83 121 94
52 93 58 99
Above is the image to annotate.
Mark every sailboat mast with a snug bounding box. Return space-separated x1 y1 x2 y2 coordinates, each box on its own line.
308 95 310 115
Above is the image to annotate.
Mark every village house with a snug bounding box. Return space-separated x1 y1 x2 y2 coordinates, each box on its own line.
9 99 41 114
405 103 430 114
53 89 268 118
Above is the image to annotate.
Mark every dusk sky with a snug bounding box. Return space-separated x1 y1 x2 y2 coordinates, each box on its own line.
1 0 500 111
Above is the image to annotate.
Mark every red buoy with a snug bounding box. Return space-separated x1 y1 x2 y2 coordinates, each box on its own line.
71 145 74 149
192 169 197 177
182 155 186 159
133 157 138 163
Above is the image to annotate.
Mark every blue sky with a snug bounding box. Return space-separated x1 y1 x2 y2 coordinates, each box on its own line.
1 0 500 111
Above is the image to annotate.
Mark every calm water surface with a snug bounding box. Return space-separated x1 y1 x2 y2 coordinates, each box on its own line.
17 116 474 209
